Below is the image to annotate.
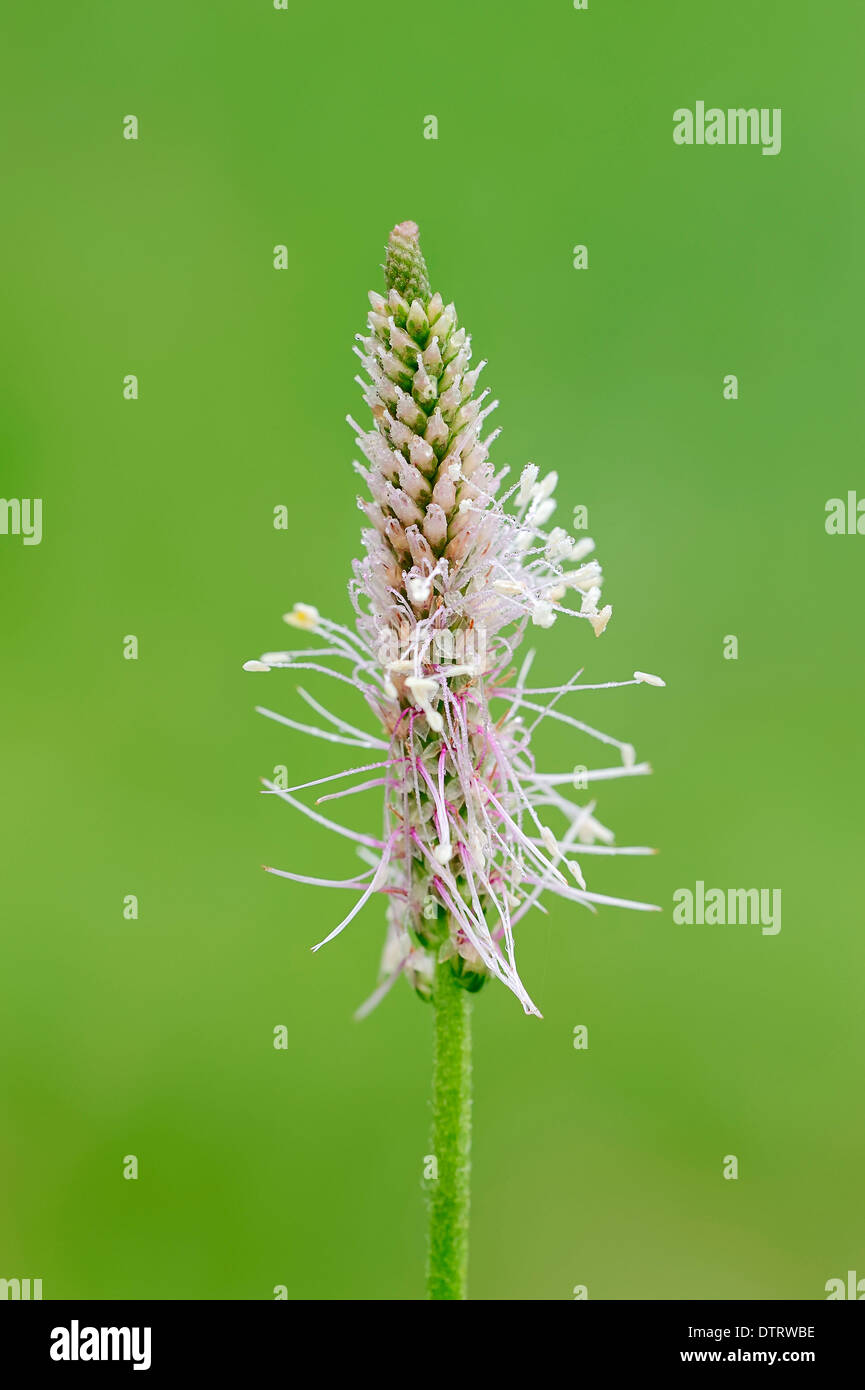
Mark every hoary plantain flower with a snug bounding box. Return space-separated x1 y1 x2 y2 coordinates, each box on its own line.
244 221 663 1299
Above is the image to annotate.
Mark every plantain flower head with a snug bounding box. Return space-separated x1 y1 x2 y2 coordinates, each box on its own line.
245 221 663 1017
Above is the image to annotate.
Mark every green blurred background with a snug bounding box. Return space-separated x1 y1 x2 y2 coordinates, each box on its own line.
1 1 862 1300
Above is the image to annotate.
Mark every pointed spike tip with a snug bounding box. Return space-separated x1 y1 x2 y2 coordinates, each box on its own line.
384 221 431 306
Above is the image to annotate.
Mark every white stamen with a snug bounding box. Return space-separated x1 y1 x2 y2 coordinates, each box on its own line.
590 604 613 637
577 811 615 846
405 675 443 732
633 670 666 687
566 859 587 890
580 586 601 616
516 463 538 507
531 601 556 628
529 497 555 528
283 603 321 631
545 527 573 563
569 536 595 562
531 470 558 502
563 561 602 591
540 826 558 856
407 573 433 604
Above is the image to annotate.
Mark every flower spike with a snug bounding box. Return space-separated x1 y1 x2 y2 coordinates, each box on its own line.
245 222 663 1016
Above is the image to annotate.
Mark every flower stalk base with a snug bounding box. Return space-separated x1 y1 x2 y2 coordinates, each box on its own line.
427 958 472 1300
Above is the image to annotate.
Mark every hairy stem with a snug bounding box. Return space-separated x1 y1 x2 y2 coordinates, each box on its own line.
427 959 472 1300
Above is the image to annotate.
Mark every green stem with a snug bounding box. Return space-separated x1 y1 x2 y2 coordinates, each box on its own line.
427 959 472 1300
